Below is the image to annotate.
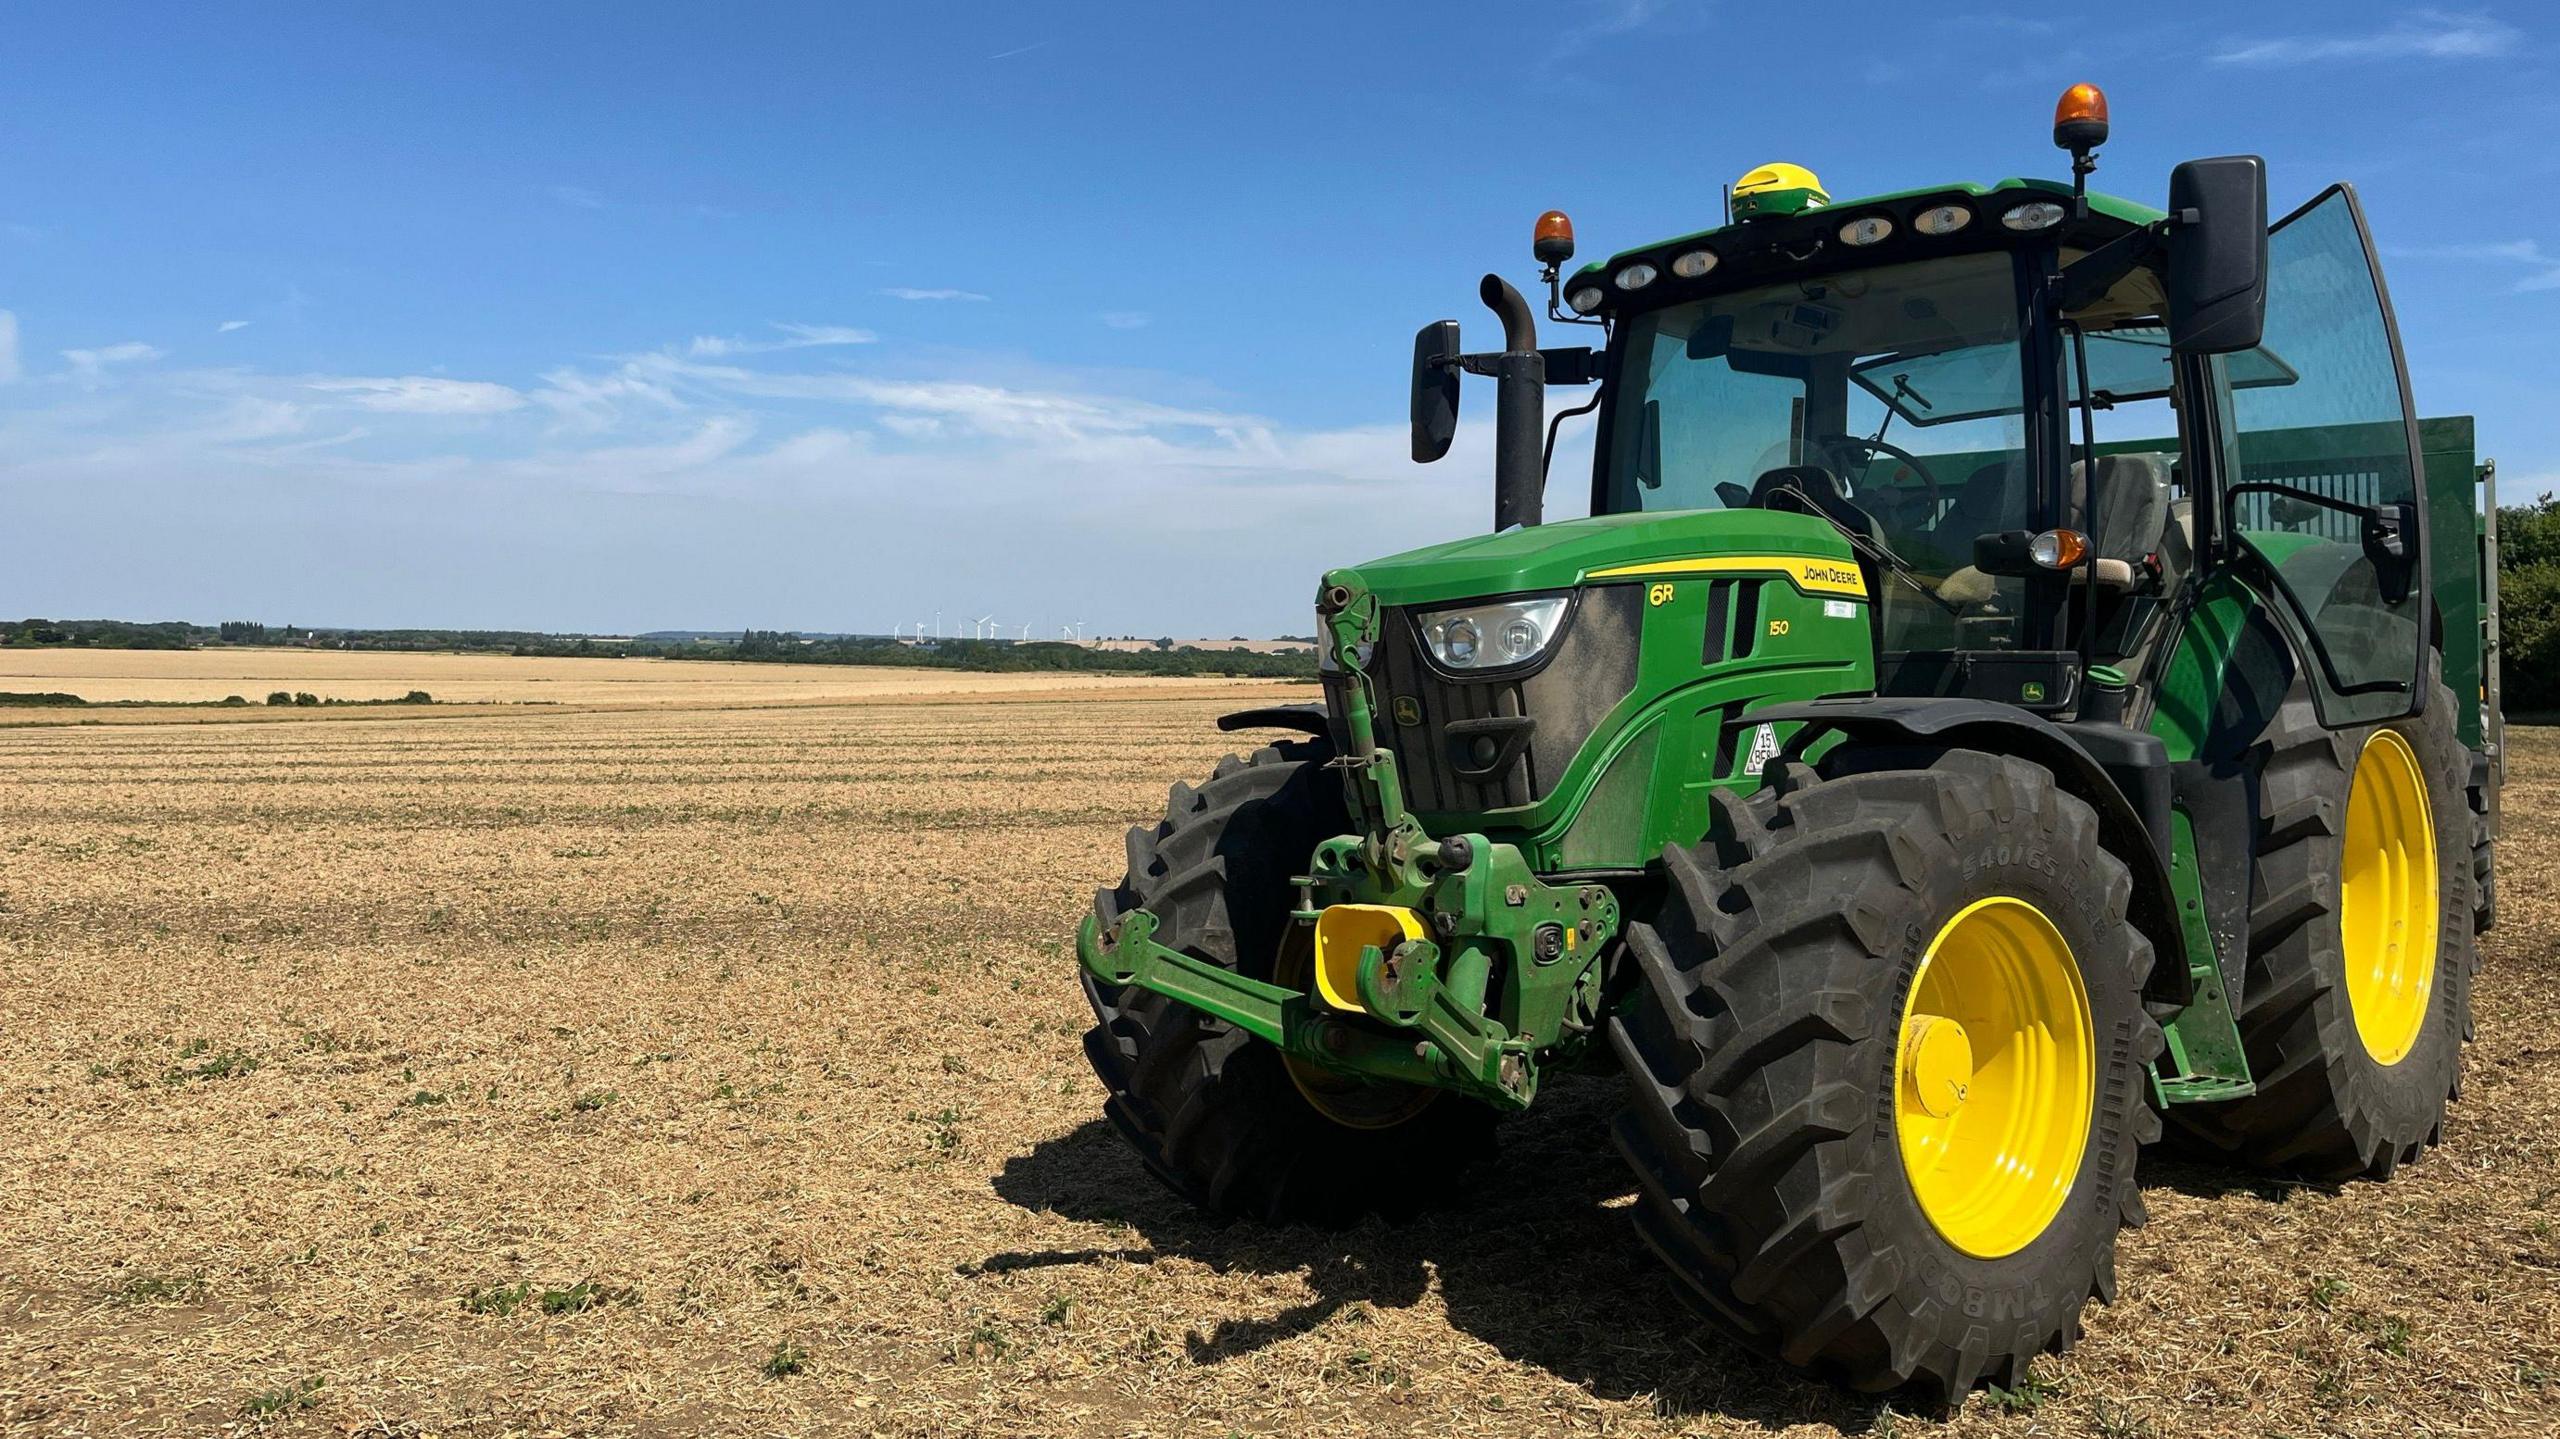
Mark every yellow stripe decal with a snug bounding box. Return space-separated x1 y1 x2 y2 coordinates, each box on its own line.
1586 553 1868 598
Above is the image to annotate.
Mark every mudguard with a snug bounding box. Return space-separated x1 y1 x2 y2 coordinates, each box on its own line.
1215 704 1330 736
1745 696 2192 1009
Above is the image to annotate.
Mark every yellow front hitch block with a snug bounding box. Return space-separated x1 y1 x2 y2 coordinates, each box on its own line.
1311 904 1429 1015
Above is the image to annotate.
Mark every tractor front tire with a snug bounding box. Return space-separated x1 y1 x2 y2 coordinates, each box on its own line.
1080 738 1494 1225
2168 667 2473 1180
1611 749 2162 1400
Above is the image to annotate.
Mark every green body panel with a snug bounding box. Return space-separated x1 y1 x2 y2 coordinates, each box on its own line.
2154 812 2253 1104
1331 507 1875 872
2149 566 2263 764
2422 416 2485 747
1330 506 1856 606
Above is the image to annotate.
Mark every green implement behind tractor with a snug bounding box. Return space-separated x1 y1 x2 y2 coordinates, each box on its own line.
1073 84 2502 1400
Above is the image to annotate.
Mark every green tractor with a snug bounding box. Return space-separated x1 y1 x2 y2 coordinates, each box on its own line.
1074 85 2501 1399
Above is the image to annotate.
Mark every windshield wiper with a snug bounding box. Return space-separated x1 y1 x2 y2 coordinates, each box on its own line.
1764 478 1963 616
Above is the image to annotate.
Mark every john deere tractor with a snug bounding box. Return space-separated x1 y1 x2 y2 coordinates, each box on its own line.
1074 86 2502 1398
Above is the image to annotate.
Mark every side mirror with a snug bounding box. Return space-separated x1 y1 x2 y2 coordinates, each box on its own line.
2166 155 2268 354
1411 320 1460 463
1973 529 2037 577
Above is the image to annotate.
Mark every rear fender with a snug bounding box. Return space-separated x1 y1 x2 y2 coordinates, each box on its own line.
1745 697 2192 1009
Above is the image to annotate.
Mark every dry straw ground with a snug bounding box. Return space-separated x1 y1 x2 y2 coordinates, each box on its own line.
0 658 2553 1437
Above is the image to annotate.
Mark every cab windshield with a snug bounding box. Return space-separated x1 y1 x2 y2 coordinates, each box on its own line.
1598 251 2036 649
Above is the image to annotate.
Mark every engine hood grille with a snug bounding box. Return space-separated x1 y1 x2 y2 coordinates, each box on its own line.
1323 585 1644 814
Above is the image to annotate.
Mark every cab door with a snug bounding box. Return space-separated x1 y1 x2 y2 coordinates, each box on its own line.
2222 185 2429 727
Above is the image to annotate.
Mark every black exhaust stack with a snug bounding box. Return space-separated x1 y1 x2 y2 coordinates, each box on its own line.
1480 275 1545 530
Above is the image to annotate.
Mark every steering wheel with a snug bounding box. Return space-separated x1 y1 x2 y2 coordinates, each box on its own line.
1817 434 1945 522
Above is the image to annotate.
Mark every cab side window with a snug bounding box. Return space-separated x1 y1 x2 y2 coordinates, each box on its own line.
2226 187 2426 727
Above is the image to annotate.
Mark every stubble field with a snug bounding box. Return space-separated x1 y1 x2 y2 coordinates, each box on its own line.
1 655 2554 1438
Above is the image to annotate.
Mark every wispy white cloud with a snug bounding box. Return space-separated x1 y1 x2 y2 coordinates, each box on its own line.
0 310 18 385
549 184 606 210
1938 13 2061 36
881 287 992 303
61 341 165 379
530 364 685 432
217 319 251 333
1099 311 1151 330
2212 10 2520 66
686 322 878 358
2392 239 2543 262
987 40 1048 61
772 322 875 346
2389 237 2560 291
303 375 526 414
1542 0 1697 77
0 313 1534 633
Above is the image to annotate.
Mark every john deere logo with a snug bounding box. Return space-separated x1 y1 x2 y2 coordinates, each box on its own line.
1392 696 1422 726
1647 582 1676 607
2020 681 2047 702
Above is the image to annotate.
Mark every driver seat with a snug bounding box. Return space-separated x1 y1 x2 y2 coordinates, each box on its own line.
2063 453 2172 590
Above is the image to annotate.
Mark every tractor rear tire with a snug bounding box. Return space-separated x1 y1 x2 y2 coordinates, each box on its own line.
1611 749 2162 1400
1080 738 1494 1225
2167 666 2473 1180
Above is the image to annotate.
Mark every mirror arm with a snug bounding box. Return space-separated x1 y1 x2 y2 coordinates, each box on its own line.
1457 348 1596 382
2054 219 2169 313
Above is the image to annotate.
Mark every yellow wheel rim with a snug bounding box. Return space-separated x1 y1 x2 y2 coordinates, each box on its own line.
2340 729 2439 1066
1894 897 2095 1259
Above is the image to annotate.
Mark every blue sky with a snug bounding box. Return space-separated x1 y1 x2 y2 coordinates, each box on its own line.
2 2 2552 635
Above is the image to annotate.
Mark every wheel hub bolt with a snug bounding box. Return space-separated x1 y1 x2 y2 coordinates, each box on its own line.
1902 1014 1975 1119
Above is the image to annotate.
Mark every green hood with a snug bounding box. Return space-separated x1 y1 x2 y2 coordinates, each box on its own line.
1329 508 1857 608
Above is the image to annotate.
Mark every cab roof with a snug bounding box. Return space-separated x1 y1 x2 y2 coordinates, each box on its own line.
1570 177 2166 311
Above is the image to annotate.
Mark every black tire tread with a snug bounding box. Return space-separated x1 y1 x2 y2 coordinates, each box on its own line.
1078 740 1493 1225
2167 665 2474 1181
1610 749 2163 1401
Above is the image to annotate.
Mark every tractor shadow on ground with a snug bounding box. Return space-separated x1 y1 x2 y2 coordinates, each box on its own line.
987 1074 1901 1434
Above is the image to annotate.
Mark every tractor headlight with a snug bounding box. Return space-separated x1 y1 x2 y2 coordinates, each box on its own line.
1418 596 1569 671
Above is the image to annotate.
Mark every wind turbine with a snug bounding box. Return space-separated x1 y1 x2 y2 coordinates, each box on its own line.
1017 623 1031 641
973 613 995 640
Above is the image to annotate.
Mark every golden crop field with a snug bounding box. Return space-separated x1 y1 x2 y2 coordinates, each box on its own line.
1 663 2554 1438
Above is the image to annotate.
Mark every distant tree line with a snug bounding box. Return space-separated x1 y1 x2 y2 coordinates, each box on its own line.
667 634 1316 678
6 618 194 649
2495 494 2560 713
0 616 1317 679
